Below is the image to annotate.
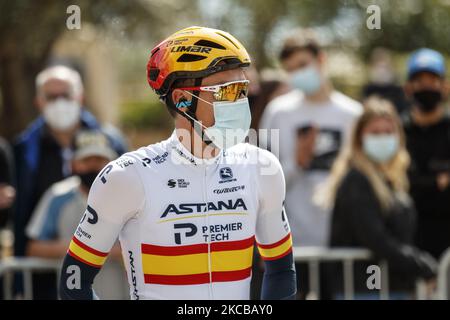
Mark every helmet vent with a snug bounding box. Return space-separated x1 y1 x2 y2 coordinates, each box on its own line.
149 68 160 81
177 54 207 62
150 47 160 57
215 32 239 50
194 40 226 50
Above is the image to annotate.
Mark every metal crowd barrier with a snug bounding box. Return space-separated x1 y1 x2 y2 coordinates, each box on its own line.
293 246 427 300
0 257 61 300
436 248 450 300
0 248 448 300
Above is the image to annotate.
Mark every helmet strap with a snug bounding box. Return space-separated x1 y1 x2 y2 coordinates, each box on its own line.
185 77 201 124
186 79 214 147
168 78 214 148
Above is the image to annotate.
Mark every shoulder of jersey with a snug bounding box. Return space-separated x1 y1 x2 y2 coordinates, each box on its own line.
265 90 304 115
331 91 363 116
110 140 171 172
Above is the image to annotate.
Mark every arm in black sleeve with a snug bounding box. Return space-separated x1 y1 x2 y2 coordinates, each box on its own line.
261 252 297 300
59 156 144 299
59 253 100 300
340 171 436 279
255 149 297 299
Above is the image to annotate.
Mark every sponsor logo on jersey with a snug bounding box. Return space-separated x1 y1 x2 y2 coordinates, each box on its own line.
223 150 248 159
98 164 113 184
152 151 169 164
80 205 98 225
213 185 245 194
281 200 289 231
161 198 247 218
128 251 139 300
167 179 176 188
172 222 245 244
173 146 197 165
167 178 190 188
116 157 135 168
75 226 92 240
220 167 233 179
219 167 237 184
201 222 243 242
141 157 152 167
174 223 197 244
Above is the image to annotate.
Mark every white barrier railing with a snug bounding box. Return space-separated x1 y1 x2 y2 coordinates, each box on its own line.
0 248 446 300
0 257 61 300
437 248 450 300
293 246 428 300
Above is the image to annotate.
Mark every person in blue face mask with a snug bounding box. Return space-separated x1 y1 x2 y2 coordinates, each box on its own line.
259 28 362 299
318 97 437 299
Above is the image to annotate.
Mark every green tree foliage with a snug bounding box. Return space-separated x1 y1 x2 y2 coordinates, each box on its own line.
1 0 450 137
224 0 450 65
0 0 197 139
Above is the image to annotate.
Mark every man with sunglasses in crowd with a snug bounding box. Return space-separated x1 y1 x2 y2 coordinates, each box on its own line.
59 26 296 300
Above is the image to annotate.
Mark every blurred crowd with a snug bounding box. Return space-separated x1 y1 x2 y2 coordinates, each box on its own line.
0 66 129 299
1 28 450 300
251 30 449 300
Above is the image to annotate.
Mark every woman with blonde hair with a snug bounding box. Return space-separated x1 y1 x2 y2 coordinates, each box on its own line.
320 97 437 299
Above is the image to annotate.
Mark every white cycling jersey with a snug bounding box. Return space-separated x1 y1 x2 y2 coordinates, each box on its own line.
67 130 293 300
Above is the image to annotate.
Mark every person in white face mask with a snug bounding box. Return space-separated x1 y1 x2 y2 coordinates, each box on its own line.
318 97 437 299
13 65 127 299
36 66 84 139
259 28 362 299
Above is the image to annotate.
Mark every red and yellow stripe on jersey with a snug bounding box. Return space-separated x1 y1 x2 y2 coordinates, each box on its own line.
67 237 108 268
256 233 292 261
141 236 255 285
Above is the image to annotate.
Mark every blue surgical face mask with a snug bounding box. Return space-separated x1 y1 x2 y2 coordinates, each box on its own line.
363 134 399 163
204 98 252 149
291 64 322 95
182 93 252 150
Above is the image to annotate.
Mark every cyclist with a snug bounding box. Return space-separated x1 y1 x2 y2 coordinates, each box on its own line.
60 26 296 300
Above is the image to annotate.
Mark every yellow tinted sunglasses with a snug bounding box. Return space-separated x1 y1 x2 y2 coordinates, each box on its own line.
177 80 250 102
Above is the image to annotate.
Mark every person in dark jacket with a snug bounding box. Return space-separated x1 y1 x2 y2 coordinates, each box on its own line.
317 97 437 299
0 136 15 300
402 48 450 260
0 137 15 228
13 65 127 299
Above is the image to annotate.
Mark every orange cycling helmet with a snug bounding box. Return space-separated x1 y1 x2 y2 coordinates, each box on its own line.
147 26 251 97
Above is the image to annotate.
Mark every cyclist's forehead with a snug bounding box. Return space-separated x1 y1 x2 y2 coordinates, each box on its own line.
201 68 247 86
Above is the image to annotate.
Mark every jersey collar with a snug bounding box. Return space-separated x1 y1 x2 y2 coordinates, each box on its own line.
168 130 223 166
